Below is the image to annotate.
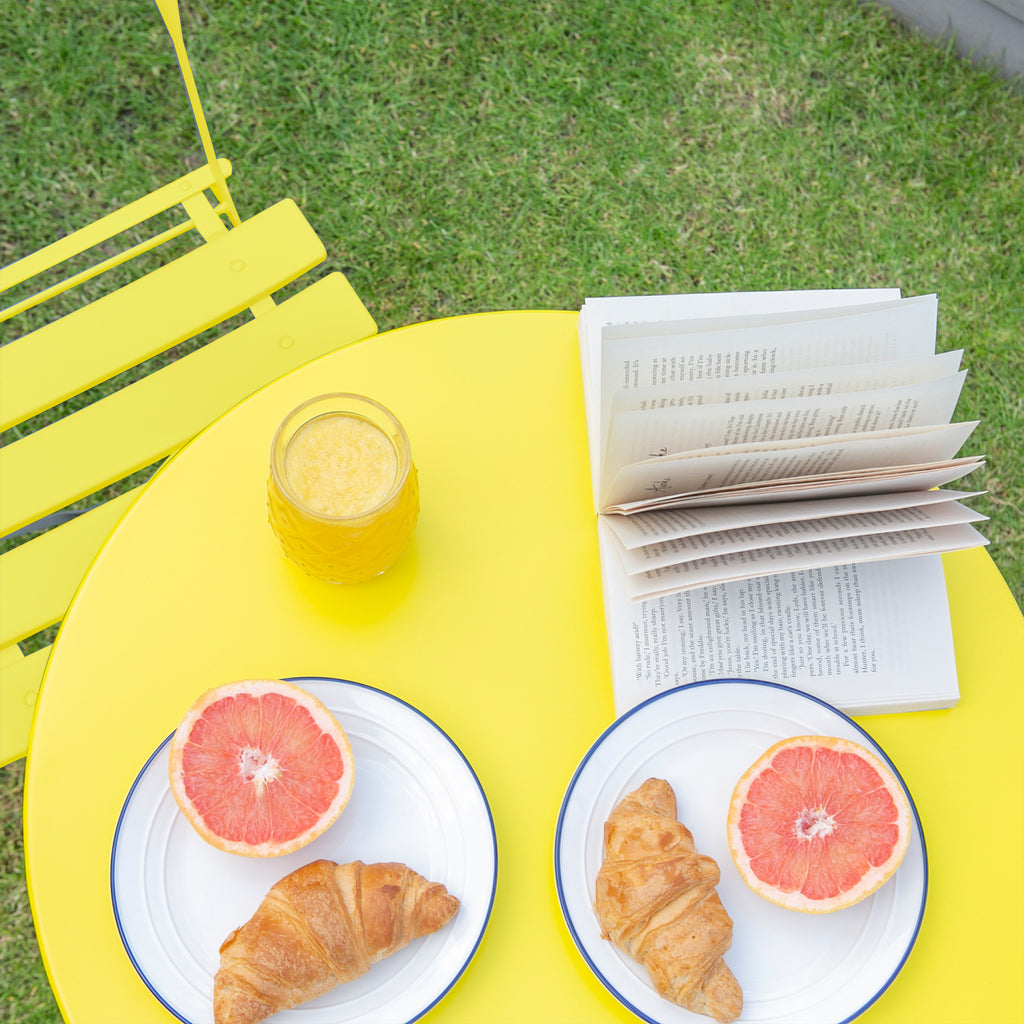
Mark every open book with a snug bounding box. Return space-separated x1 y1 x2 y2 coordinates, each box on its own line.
579 289 988 716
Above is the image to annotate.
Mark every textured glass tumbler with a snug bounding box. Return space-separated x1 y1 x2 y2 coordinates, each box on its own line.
267 394 419 583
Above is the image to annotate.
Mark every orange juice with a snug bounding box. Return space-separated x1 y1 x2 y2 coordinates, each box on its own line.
285 415 398 517
267 395 419 583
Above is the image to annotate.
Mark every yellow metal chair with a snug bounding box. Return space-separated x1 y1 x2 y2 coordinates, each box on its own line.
0 0 377 764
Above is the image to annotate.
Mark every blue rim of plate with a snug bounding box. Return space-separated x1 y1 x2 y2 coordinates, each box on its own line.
553 678 928 1024
110 676 497 1024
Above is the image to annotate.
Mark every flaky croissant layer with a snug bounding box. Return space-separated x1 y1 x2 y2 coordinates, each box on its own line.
214 858 460 1024
595 778 743 1024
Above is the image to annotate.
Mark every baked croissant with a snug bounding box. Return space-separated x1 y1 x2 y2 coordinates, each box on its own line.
595 778 742 1023
214 859 460 1024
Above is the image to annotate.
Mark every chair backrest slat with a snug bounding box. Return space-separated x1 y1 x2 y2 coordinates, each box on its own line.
0 161 233 310
2 221 198 325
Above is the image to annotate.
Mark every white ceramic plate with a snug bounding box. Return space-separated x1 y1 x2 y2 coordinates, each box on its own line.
111 676 496 1024
555 679 926 1024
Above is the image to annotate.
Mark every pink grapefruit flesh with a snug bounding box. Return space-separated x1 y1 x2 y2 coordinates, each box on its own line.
726 735 911 913
168 679 354 857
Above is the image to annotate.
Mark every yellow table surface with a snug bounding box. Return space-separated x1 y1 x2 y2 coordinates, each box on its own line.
24 311 1024 1023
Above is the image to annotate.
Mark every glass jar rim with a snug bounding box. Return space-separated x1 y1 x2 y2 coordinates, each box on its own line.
269 393 412 522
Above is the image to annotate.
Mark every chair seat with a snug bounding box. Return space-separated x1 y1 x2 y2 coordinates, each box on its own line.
2 0 379 767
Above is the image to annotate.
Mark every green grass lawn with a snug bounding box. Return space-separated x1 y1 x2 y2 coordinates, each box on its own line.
2 0 1022 1020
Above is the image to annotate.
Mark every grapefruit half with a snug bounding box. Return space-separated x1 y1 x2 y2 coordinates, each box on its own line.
726 734 911 913
168 679 354 857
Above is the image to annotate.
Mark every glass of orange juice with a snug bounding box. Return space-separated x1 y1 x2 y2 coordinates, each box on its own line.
267 393 419 583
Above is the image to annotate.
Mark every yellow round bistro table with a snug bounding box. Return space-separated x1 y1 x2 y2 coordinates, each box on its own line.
23 311 1024 1023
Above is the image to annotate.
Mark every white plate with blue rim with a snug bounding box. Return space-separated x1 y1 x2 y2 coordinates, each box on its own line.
554 678 926 1024
111 676 497 1024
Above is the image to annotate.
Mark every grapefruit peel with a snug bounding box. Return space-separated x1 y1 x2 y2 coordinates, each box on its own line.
726 734 911 913
168 678 354 857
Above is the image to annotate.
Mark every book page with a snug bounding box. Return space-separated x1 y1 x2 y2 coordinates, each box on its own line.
603 422 979 508
615 502 988 574
602 371 967 478
613 460 983 512
579 288 902 334
597 534 961 717
579 288 903 509
618 523 988 600
607 350 964 418
598 295 937 456
598 294 929 345
605 488 984 548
